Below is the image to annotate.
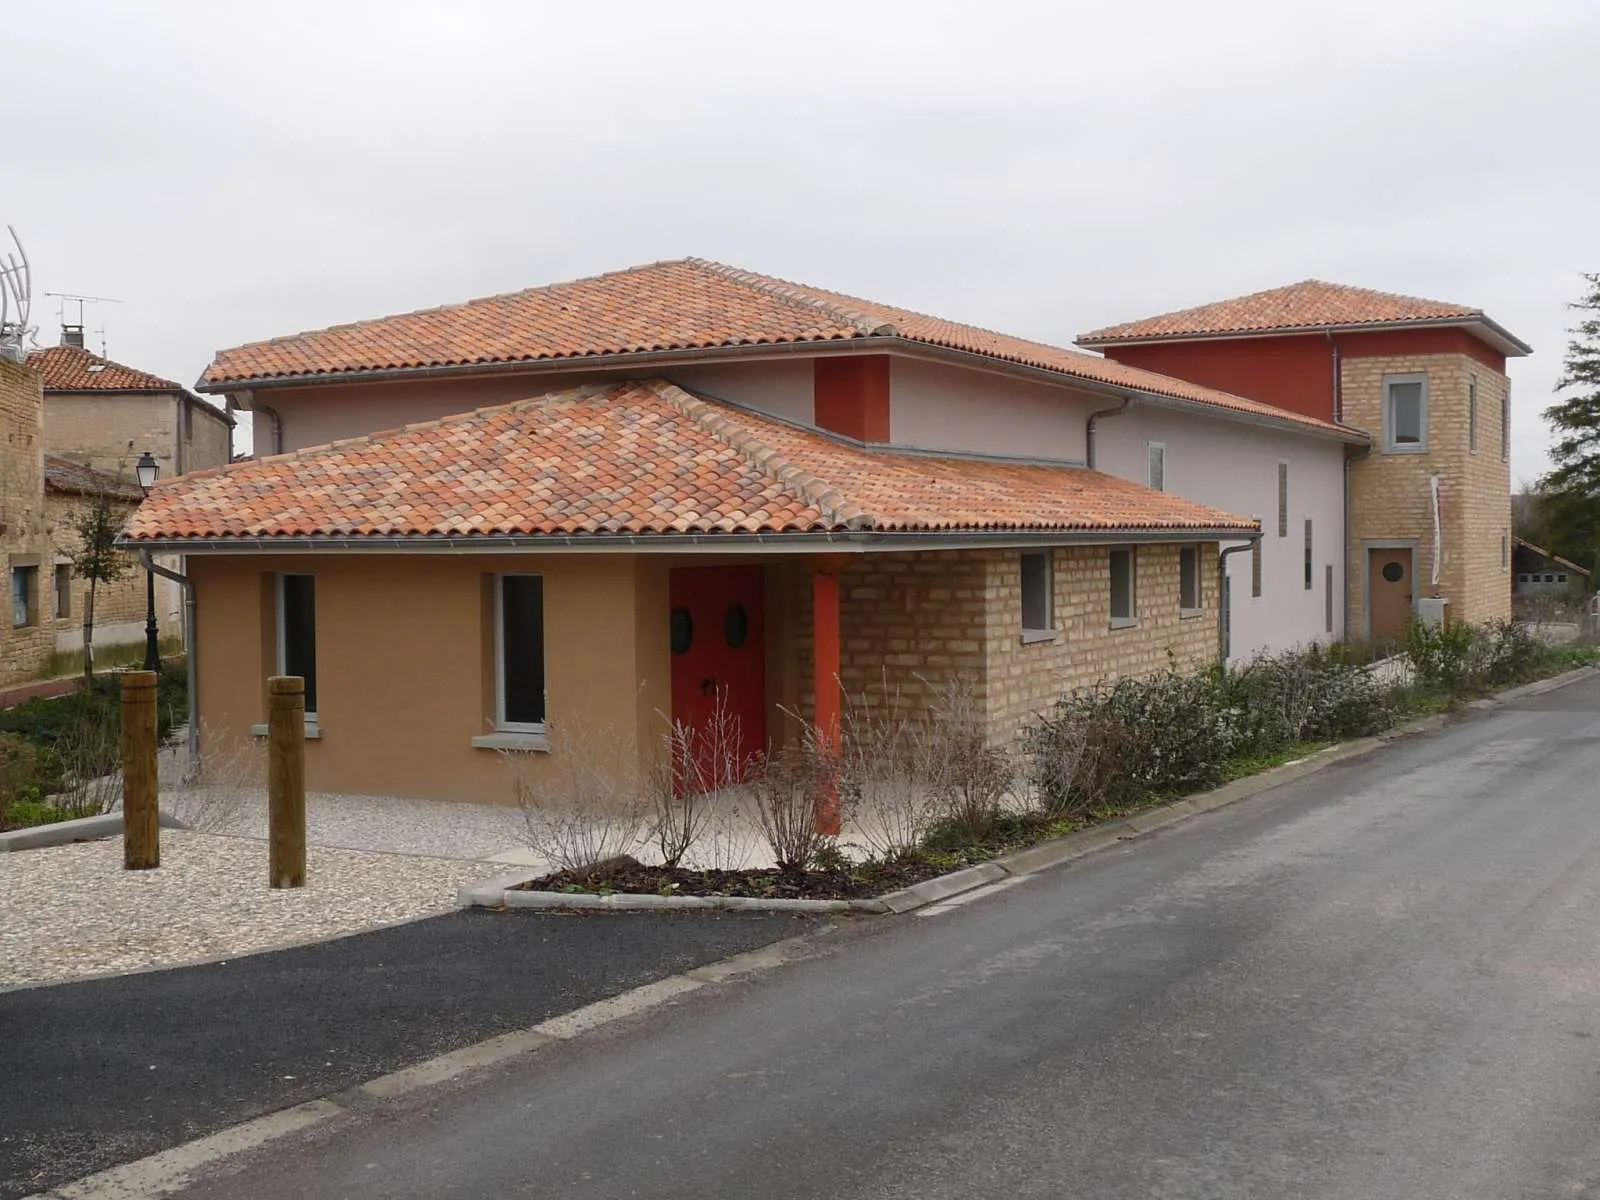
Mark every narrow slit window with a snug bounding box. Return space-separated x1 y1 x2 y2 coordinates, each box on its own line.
1501 388 1510 462
1148 443 1166 492
1277 463 1289 537
277 573 318 714
1179 545 1200 613
1304 518 1314 590
497 574 546 729
1251 533 1263 599
1469 377 1479 453
1020 551 1053 637
1109 547 1137 626
1325 564 1334 633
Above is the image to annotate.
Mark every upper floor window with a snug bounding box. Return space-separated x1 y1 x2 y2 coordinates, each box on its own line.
1147 443 1166 492
1020 551 1054 641
1469 377 1478 453
1383 374 1428 453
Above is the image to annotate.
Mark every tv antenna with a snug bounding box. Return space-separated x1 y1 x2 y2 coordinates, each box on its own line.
0 226 33 364
45 290 120 355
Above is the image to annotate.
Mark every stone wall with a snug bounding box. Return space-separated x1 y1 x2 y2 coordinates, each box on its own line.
1343 353 1512 633
44 490 148 649
0 362 58 682
785 543 1221 748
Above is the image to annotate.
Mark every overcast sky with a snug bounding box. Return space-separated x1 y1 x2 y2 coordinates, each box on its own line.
7 0 1597 480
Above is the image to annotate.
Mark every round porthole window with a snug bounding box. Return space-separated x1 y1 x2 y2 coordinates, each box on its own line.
1381 562 1405 583
670 608 694 655
724 603 749 649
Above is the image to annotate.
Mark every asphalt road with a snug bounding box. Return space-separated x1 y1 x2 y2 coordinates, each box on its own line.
165 672 1600 1200
0 910 814 1199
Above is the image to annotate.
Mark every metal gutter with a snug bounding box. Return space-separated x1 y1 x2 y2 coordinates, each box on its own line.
1078 315 1532 358
118 526 1262 557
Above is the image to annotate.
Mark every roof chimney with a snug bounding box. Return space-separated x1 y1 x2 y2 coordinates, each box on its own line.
61 324 85 349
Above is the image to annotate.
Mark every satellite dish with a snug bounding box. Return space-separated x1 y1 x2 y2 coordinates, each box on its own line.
0 226 35 365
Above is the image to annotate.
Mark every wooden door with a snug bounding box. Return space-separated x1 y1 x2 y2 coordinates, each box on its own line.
669 566 766 787
1368 548 1414 645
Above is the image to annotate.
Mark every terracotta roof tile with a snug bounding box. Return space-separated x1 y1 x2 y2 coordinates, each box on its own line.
199 259 1351 437
29 344 187 392
1077 280 1500 345
44 455 145 503
126 380 1257 544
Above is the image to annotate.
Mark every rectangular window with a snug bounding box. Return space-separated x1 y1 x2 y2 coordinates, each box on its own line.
1304 519 1314 590
1277 462 1289 537
1558 573 1569 584
1502 532 1509 572
1020 551 1054 639
1518 573 1530 584
1250 525 1263 599
11 566 36 628
1109 547 1137 627
1383 374 1428 452
54 565 71 620
276 573 318 715
1325 564 1334 633
497 574 546 729
1502 387 1510 462
1179 545 1201 614
1147 443 1166 492
1469 377 1479 453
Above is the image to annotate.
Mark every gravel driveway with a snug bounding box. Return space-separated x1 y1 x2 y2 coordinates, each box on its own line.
0 831 493 991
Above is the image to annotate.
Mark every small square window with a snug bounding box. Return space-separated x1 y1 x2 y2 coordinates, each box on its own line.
1558 573 1569 584
1147 443 1166 492
1179 545 1201 614
1109 547 1137 627
1383 374 1428 452
1020 551 1054 639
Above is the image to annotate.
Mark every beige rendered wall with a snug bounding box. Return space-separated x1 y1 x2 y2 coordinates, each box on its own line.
888 358 1090 461
189 553 671 804
1343 354 1512 634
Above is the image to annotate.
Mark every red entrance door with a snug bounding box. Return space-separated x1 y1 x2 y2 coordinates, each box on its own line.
669 566 767 787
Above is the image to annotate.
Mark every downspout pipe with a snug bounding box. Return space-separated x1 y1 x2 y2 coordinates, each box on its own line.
1217 541 1257 668
1085 393 1133 469
140 550 198 781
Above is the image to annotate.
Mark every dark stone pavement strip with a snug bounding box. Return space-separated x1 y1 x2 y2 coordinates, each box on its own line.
0 909 818 1199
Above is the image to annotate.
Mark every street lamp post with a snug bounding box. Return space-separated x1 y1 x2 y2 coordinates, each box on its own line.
135 451 160 672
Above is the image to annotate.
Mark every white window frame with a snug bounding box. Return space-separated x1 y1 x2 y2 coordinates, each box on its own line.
493 573 548 735
1019 550 1057 644
1147 442 1166 492
1382 373 1429 453
1178 545 1202 617
1109 546 1138 629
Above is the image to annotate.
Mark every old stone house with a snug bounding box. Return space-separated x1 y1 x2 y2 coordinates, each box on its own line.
0 359 148 684
29 331 233 642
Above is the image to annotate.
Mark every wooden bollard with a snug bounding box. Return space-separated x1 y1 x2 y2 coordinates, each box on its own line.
267 675 307 889
121 670 159 870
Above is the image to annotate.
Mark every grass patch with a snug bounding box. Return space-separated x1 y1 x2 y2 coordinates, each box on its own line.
41 636 184 681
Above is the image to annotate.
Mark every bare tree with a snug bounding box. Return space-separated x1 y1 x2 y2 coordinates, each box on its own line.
66 486 131 685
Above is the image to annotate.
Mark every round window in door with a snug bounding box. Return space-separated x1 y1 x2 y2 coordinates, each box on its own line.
724 603 749 649
670 608 694 655
1381 561 1405 583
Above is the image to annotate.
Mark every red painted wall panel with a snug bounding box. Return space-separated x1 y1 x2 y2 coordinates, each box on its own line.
813 355 891 442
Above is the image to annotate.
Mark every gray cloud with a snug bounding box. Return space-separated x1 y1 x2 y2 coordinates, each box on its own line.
8 0 1597 479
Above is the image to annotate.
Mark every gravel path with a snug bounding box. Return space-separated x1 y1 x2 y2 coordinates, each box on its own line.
0 831 492 991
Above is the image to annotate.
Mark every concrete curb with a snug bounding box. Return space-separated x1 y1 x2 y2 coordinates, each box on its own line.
0 808 190 853
461 872 888 914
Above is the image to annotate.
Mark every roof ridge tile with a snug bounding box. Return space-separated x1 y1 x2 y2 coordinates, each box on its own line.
684 259 898 338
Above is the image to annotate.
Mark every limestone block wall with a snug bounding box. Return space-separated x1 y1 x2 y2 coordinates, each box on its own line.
1343 353 1512 633
787 544 1221 749
44 491 148 647
0 362 60 682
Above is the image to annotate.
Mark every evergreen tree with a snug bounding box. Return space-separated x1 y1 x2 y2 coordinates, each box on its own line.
67 487 131 684
1539 273 1600 581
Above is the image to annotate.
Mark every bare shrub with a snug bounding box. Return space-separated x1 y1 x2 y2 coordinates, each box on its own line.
923 677 1013 840
51 703 122 820
504 720 651 877
837 676 944 861
651 694 752 868
160 723 264 833
748 737 837 872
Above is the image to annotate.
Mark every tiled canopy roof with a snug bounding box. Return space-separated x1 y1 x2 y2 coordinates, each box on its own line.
29 344 187 392
44 455 145 503
1077 279 1529 352
125 380 1258 545
199 258 1350 436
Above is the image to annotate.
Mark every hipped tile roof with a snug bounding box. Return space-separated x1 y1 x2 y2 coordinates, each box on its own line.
30 344 188 393
199 258 1349 436
1078 280 1499 345
44 455 145 503
125 380 1258 544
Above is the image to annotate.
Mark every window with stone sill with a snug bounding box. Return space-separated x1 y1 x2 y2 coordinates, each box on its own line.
1109 547 1137 627
1179 545 1201 615
1020 550 1054 642
1383 374 1428 453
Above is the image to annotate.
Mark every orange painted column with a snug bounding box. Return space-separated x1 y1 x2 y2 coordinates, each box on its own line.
813 566 842 835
